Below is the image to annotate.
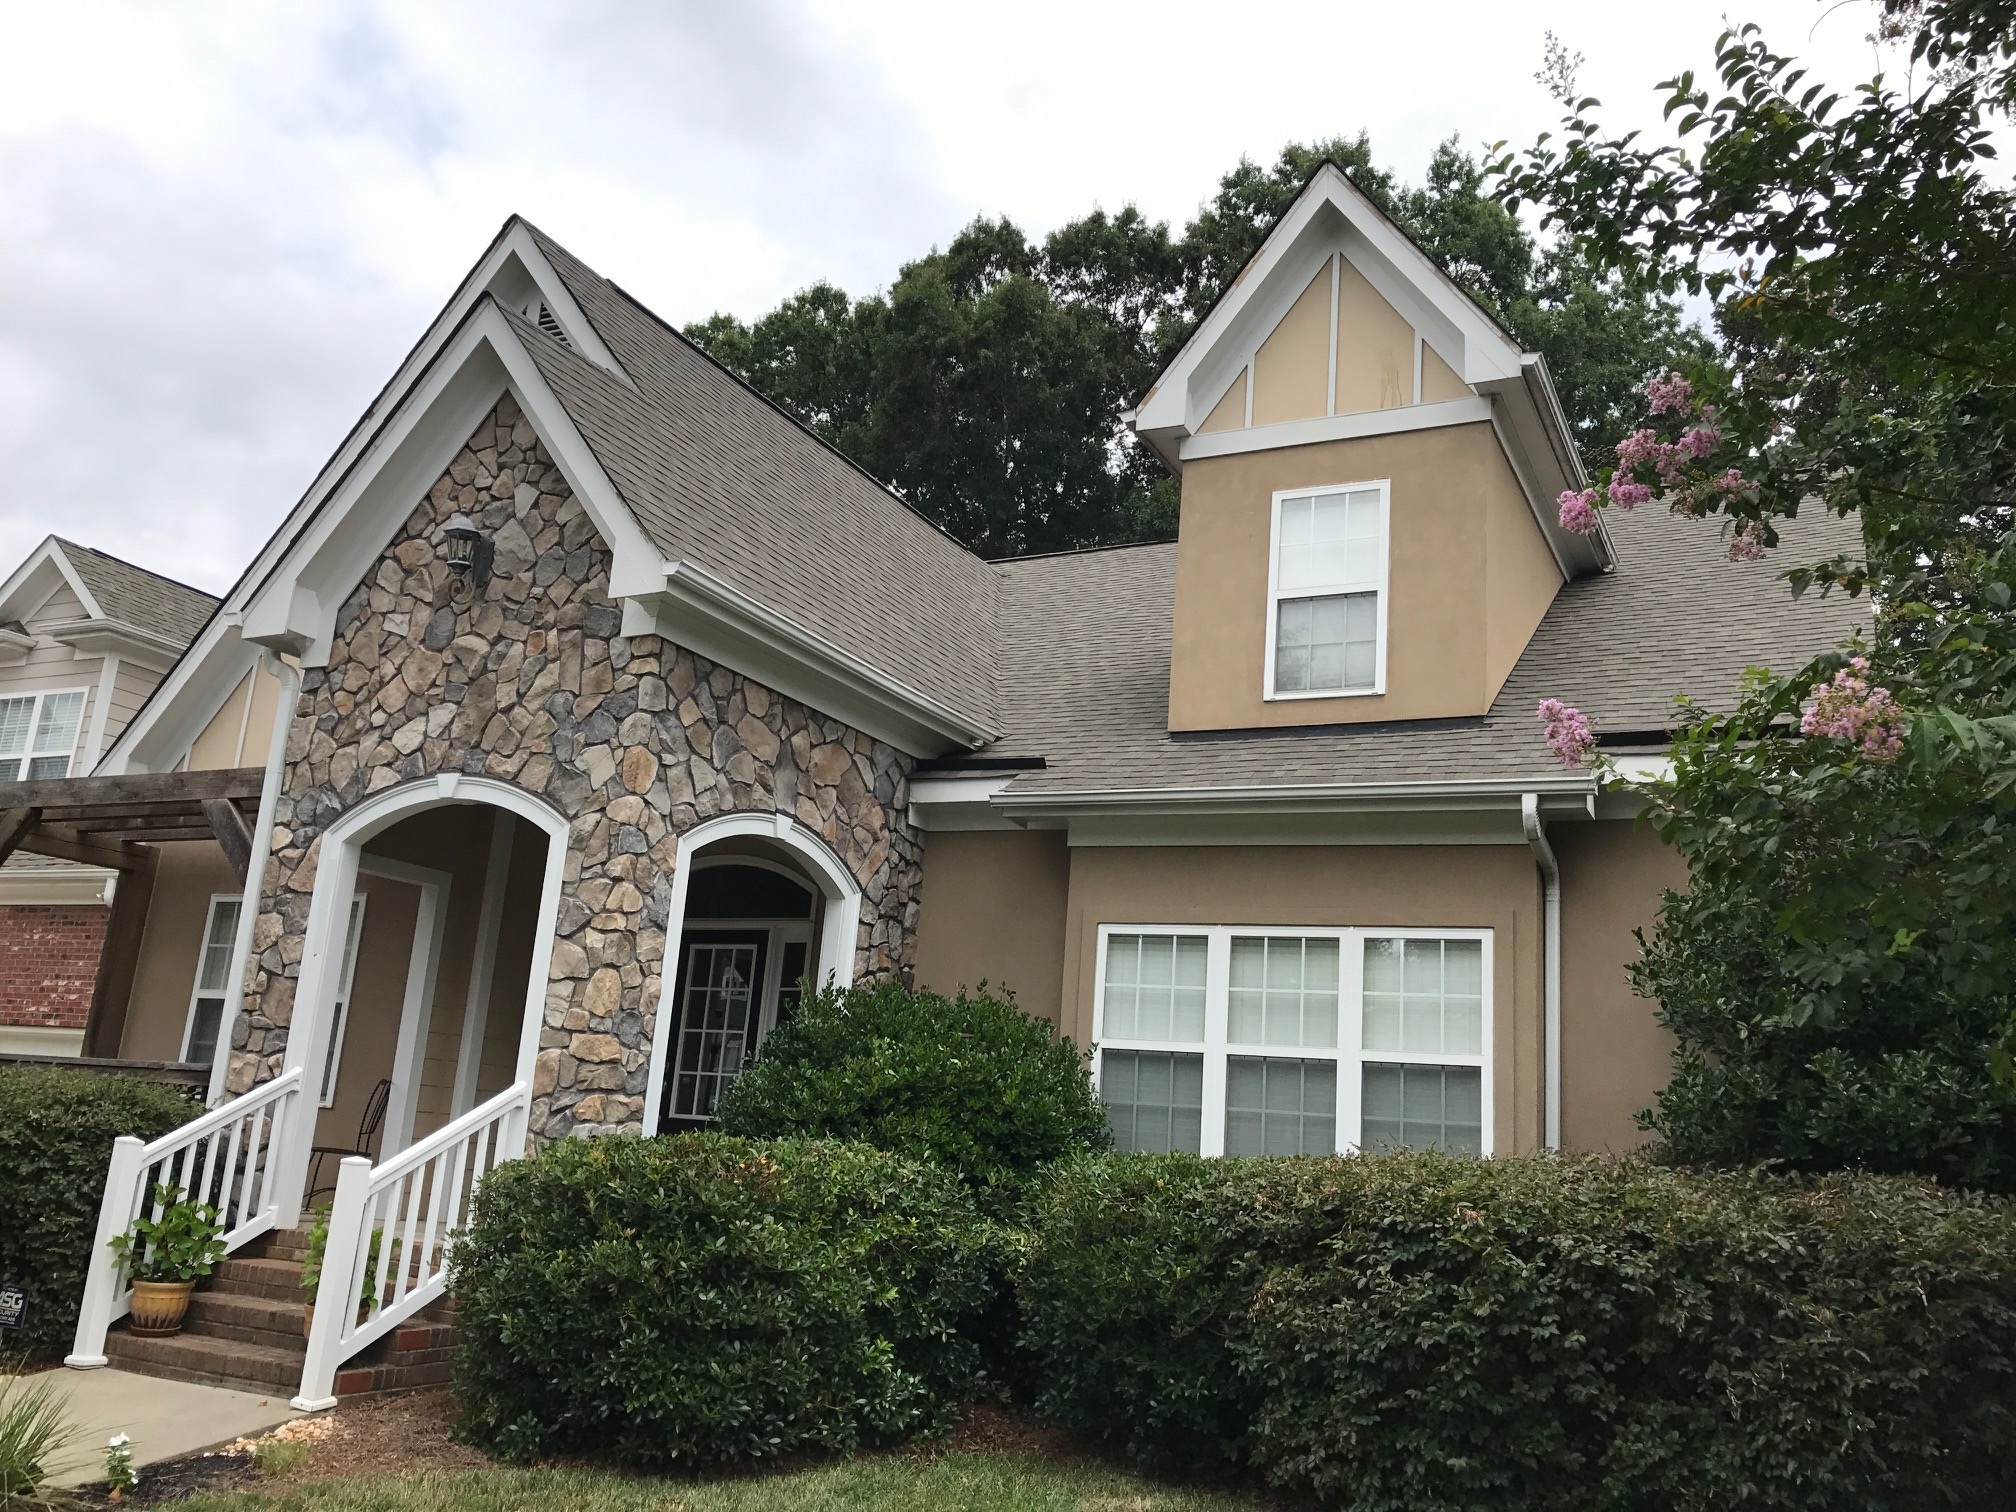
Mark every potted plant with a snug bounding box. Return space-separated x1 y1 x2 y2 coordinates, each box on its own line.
108 1182 226 1337
299 1206 393 1336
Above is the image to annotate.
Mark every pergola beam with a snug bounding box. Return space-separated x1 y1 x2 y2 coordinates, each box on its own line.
0 768 263 808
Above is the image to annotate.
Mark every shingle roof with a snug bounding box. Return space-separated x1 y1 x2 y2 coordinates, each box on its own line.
985 505 1869 795
56 540 218 645
515 227 1001 737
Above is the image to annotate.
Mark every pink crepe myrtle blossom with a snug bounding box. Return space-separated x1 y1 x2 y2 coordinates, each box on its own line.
1679 425 1721 459
1726 522 1767 562
1646 371 1695 415
1800 657 1906 761
1608 479 1652 509
1558 487 1600 533
1537 699 1597 768
1615 428 1663 470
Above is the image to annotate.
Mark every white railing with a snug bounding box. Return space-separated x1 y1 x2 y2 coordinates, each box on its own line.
67 1067 306 1368
294 1081 529 1410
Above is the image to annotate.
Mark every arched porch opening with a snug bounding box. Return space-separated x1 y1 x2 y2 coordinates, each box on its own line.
280 774 568 1215
644 813 862 1135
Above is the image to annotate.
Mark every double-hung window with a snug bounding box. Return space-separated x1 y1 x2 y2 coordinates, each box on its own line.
1266 482 1387 698
1094 925 1490 1157
0 689 87 780
181 895 242 1066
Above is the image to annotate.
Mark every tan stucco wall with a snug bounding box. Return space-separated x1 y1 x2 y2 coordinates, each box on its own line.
1334 259 1415 415
1422 341 1468 403
1200 367 1246 433
1250 264 1331 427
118 841 240 1061
1059 844 1543 1154
1555 818 1687 1152
1169 422 1562 730
184 662 285 771
912 828 1071 1027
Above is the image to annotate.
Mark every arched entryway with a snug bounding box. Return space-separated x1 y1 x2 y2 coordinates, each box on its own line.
643 813 862 1135
277 774 568 1217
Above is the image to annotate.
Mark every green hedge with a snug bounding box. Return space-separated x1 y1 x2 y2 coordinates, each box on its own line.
1017 1151 2016 1510
713 980 1110 1200
449 1134 998 1468
0 1067 197 1361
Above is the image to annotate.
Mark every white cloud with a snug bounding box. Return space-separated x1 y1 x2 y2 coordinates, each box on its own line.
0 0 1934 591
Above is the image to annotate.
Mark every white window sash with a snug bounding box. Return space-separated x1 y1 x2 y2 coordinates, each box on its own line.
1092 924 1494 1157
1263 480 1391 701
179 893 244 1063
0 686 91 781
319 894 369 1108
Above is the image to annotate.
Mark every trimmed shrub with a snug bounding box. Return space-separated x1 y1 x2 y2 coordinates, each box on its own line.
450 1133 997 1468
713 979 1110 1197
0 1067 196 1361
1018 1151 2016 1509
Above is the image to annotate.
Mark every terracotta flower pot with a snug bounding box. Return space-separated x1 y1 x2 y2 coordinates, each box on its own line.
128 1279 195 1337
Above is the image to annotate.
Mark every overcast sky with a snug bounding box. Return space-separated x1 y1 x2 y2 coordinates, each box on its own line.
0 1 1917 594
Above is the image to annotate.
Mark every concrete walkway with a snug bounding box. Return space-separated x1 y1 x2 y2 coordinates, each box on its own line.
45 1366 298 1488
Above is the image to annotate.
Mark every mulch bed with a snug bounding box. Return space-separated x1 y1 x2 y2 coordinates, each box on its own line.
68 1448 258 1508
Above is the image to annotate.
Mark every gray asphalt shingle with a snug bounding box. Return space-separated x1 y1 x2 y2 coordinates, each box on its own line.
56 540 218 644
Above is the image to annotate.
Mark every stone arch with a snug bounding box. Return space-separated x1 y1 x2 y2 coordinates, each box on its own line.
640 810 865 1133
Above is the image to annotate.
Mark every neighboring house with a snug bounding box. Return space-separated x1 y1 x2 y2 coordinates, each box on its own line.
53 163 1862 1404
0 539 216 1055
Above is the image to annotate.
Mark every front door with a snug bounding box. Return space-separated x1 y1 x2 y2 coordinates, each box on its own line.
661 929 770 1132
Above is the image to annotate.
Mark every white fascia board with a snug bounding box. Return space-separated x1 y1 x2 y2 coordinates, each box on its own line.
237 302 664 663
48 619 184 669
909 772 1020 830
0 865 118 905
991 775 1596 820
636 560 997 758
1179 396 1494 462
0 539 104 625
0 628 36 667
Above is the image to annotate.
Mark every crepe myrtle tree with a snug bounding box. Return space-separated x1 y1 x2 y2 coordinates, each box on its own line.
1514 3 2016 1189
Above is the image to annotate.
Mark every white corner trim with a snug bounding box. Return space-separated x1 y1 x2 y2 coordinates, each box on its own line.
643 558 997 757
1178 396 1493 462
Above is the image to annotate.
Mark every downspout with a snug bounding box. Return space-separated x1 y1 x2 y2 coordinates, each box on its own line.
1520 793 1562 1150
206 653 300 1108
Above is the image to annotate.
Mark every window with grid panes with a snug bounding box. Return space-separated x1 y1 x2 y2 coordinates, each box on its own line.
1093 926 1489 1157
1268 484 1386 697
0 689 86 780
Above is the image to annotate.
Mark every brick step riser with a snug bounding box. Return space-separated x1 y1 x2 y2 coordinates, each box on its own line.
106 1338 303 1393
180 1318 312 1353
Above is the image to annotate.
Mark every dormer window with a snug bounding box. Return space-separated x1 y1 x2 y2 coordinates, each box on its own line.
0 688 85 780
1266 481 1388 698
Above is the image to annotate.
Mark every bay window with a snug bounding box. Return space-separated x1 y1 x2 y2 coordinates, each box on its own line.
1266 481 1387 698
1093 925 1491 1157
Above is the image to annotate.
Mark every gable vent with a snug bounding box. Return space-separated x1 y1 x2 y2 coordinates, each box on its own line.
524 297 572 348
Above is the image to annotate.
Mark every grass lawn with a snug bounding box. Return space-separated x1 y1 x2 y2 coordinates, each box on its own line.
170 1454 1267 1511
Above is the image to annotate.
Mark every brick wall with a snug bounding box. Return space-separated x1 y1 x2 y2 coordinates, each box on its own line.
0 904 109 1028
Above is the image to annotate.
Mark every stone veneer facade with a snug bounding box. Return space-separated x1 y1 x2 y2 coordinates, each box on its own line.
227 397 923 1141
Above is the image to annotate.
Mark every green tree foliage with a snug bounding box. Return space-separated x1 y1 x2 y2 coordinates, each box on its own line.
688 136 1704 558
1497 4 2016 1183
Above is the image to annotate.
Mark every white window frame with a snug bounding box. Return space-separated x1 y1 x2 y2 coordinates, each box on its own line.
1262 480 1390 701
1091 923 1493 1157
0 685 92 781
318 894 369 1109
179 894 244 1063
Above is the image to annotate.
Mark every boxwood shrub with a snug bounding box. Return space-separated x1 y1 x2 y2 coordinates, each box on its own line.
0 1066 197 1361
1018 1151 2016 1510
449 1133 998 1468
713 980 1110 1201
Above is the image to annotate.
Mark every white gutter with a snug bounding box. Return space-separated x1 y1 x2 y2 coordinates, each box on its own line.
992 775 1598 816
1520 793 1562 1150
207 653 299 1107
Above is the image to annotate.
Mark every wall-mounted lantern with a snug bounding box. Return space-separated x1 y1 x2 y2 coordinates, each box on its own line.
442 512 494 605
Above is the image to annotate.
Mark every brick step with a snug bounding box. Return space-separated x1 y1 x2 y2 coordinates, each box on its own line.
248 1227 315 1263
182 1291 311 1352
209 1256 307 1302
105 1329 307 1394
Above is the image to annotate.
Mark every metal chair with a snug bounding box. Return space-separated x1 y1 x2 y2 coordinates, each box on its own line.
306 1077 392 1205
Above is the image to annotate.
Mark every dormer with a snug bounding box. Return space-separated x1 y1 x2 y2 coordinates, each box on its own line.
1134 165 1606 732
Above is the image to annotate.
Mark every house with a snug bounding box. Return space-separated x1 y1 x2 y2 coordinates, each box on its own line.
0 539 217 1057
52 164 1861 1405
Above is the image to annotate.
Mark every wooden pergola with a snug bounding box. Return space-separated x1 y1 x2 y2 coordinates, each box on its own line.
0 768 266 1058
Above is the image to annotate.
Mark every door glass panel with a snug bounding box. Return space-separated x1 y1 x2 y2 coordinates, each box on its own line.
774 940 809 1025
672 942 761 1119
